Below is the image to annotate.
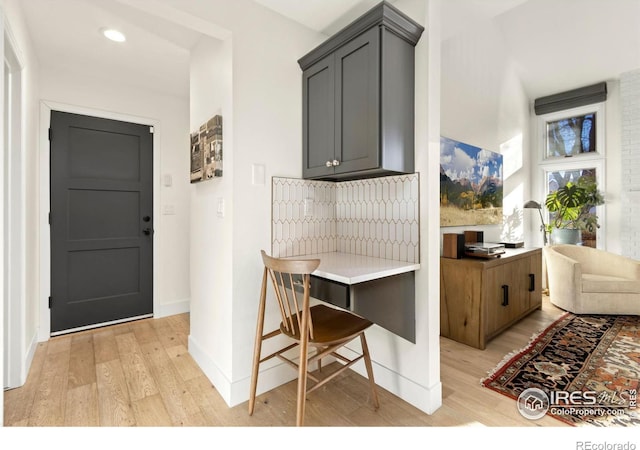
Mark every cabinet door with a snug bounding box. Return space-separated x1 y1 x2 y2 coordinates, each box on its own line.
508 257 534 318
302 54 335 179
334 27 380 175
485 257 532 338
440 261 483 348
484 264 513 338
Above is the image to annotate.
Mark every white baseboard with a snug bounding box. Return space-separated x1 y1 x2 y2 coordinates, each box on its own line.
156 298 190 318
357 362 443 414
188 333 299 408
9 330 39 389
338 346 443 415
22 331 38 386
188 333 442 415
188 333 232 404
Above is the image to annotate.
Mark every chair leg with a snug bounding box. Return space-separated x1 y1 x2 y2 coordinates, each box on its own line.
317 347 323 372
249 269 268 416
296 338 309 426
360 333 379 410
296 298 312 426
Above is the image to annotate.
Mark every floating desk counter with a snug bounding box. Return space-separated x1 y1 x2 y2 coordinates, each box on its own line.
291 252 420 343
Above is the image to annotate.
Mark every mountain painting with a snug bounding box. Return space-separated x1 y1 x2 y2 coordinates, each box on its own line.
440 136 503 227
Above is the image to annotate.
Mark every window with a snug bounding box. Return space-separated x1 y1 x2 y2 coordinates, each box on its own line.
546 112 596 158
537 103 606 249
545 167 601 248
539 103 605 163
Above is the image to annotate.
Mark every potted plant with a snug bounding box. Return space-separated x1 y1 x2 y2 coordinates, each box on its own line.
544 175 604 245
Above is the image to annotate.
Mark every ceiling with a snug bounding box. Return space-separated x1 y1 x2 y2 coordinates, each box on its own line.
15 0 640 101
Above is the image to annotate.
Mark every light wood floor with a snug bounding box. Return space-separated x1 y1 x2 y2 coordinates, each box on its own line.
4 297 570 427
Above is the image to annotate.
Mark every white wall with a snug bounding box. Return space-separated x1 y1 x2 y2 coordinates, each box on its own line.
392 0 443 413
38 65 191 333
605 80 623 255
0 4 5 406
1 0 41 391
620 69 640 258
440 15 530 246
183 0 324 406
188 34 235 398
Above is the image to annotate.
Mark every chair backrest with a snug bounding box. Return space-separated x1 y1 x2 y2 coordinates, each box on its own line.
549 244 640 279
260 250 320 339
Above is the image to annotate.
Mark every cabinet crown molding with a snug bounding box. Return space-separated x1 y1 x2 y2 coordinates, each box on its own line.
298 1 424 71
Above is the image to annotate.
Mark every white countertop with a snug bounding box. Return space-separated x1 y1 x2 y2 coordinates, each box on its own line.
289 252 420 284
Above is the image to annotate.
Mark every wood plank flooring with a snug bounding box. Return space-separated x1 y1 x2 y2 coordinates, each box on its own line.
4 297 571 427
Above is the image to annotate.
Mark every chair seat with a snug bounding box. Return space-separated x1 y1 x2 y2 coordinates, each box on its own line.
582 273 640 294
281 304 373 345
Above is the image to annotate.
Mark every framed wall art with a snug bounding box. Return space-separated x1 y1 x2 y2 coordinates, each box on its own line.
440 136 503 227
191 114 223 183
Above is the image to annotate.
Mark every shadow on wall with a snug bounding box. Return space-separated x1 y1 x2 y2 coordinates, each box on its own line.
501 206 523 243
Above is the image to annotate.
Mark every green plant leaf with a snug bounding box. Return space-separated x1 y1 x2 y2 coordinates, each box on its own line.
544 178 599 231
554 183 587 208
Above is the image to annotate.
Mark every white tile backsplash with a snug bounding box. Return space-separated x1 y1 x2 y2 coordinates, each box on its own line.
272 174 420 263
271 177 337 258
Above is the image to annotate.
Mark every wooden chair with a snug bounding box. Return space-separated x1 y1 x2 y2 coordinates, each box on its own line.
249 250 379 426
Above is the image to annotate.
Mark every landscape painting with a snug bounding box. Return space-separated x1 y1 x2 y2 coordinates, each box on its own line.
440 136 503 227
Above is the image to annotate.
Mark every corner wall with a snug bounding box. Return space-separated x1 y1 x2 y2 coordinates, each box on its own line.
440 17 530 247
185 0 444 415
187 34 235 398
182 0 325 406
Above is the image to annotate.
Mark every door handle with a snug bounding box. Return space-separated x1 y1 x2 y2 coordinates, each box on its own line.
501 285 509 306
143 228 154 236
529 274 535 292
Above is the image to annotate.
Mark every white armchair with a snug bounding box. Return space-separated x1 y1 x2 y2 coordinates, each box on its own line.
543 244 640 315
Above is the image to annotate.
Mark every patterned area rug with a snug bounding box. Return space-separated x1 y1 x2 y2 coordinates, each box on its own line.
482 313 640 426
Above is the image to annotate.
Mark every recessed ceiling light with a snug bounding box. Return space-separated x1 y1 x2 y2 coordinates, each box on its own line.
101 28 126 43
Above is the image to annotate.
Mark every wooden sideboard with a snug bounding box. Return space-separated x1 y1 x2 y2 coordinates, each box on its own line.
440 247 542 349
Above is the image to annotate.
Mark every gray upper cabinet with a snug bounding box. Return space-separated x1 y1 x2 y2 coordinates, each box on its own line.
299 1 424 181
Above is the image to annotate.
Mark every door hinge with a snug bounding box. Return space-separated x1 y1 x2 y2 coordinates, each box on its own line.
149 126 154 134
49 296 52 308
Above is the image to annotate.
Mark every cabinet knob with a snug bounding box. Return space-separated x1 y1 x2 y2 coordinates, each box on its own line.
332 159 340 166
325 161 333 168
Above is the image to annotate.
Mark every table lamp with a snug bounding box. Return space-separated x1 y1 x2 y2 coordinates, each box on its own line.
524 200 548 245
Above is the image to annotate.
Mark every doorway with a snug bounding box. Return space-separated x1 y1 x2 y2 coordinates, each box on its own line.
49 111 154 334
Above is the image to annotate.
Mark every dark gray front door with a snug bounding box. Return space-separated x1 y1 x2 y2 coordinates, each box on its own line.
50 111 154 333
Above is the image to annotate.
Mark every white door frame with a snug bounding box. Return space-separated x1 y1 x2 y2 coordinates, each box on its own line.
1 7 6 396
3 17 26 390
39 101 161 340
